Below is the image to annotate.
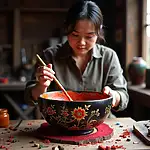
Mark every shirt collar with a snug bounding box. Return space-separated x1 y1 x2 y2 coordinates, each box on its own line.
92 44 102 58
58 42 102 59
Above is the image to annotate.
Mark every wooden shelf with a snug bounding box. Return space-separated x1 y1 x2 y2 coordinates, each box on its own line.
0 8 13 12
0 44 12 49
20 8 68 13
128 83 150 120
0 8 68 13
0 0 73 69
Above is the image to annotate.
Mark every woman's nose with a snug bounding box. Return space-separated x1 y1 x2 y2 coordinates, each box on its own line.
78 37 86 45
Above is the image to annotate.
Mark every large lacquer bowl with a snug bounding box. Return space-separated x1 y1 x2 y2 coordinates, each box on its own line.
38 91 113 135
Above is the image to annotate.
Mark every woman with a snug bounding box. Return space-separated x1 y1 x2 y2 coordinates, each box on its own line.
24 0 129 118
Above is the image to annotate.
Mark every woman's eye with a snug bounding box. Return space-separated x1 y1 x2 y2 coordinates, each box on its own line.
72 33 78 37
86 36 93 39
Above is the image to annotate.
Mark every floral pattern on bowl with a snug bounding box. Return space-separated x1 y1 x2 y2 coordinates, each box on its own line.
38 91 112 131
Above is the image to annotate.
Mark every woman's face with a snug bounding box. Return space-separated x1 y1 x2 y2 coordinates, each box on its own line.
67 19 98 56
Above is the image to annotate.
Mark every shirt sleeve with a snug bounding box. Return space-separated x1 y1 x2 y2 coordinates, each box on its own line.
24 49 50 105
104 50 129 112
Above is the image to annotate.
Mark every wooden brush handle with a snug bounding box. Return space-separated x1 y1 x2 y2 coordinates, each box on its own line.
36 54 73 101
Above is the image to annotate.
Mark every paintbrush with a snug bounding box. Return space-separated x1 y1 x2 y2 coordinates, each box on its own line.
36 54 73 101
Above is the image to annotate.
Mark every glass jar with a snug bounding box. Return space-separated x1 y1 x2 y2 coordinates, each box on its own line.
0 109 9 128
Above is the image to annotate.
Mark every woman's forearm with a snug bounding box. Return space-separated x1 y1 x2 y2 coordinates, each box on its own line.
31 83 48 100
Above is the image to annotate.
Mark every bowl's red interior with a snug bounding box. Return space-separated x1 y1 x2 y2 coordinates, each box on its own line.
41 91 110 101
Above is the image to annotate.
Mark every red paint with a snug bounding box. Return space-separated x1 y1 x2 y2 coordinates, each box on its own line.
42 91 110 101
98 145 106 150
43 139 51 144
98 145 126 150
119 129 130 138
27 122 32 126
0 145 6 149
36 122 113 144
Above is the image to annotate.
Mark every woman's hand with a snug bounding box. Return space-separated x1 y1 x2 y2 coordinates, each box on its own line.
35 64 55 87
102 86 120 108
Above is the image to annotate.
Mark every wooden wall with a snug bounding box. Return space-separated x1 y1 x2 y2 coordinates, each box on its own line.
0 0 142 78
0 0 77 71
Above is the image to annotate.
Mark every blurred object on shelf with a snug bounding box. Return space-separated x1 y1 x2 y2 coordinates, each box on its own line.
128 57 147 85
0 45 12 78
14 48 34 82
0 77 8 84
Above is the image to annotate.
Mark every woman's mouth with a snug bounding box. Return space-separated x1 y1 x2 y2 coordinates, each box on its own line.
77 46 86 50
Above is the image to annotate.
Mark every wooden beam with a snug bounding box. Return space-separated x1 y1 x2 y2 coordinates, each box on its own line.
13 8 21 69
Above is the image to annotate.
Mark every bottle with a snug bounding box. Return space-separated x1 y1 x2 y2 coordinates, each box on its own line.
0 109 10 128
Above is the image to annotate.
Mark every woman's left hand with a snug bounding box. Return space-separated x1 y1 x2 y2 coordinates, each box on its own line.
102 86 120 108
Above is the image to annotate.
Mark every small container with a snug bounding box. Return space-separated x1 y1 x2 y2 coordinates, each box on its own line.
0 109 10 128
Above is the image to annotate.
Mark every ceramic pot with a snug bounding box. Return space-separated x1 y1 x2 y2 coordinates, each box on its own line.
38 91 113 135
128 57 147 85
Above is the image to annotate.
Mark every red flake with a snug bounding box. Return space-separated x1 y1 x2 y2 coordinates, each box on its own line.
115 138 121 141
111 145 117 149
98 145 106 150
119 129 130 138
8 135 14 139
43 139 51 144
27 122 32 126
0 145 6 149
78 143 88 146
105 146 111 150
111 145 126 150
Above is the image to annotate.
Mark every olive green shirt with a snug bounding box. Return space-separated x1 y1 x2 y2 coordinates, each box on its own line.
25 42 129 114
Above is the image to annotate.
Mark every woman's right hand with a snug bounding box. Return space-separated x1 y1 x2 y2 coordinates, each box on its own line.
35 64 55 87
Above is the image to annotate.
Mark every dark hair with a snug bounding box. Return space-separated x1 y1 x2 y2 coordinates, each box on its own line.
64 0 104 41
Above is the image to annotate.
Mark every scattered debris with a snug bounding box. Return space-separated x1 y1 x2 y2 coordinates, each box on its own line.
0 145 6 149
43 139 51 144
133 141 139 144
52 145 65 150
27 122 32 126
98 144 126 150
115 122 120 126
32 143 39 147
52 146 59 150
32 143 48 149
126 138 131 142
8 126 17 131
119 129 130 138
29 141 35 144
115 139 121 142
98 144 106 150
58 145 65 150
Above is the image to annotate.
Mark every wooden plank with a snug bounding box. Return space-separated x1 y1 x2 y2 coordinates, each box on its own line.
13 8 21 69
20 8 68 13
0 118 150 149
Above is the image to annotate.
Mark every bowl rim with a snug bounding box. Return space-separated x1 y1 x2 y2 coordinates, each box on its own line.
38 90 113 103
